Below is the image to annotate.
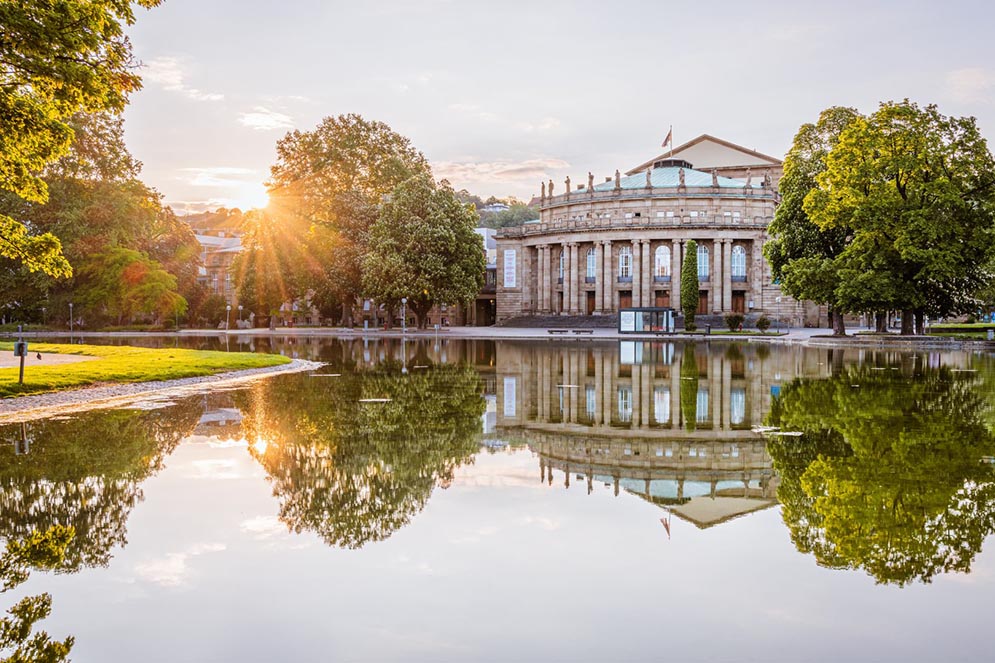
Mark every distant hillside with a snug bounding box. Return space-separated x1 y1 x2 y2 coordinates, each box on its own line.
454 190 539 229
182 208 246 235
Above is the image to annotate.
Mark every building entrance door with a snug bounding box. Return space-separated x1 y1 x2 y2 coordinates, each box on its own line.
732 292 745 314
655 290 670 307
697 291 709 314
586 291 596 315
619 291 632 309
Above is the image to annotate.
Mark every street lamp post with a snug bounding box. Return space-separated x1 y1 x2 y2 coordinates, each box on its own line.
68 302 73 340
41 307 46 327
401 298 407 334
226 305 231 332
238 305 243 326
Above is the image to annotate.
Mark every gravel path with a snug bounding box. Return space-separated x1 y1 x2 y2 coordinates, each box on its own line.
0 358 324 424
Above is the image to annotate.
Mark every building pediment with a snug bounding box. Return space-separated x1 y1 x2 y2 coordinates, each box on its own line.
627 134 783 175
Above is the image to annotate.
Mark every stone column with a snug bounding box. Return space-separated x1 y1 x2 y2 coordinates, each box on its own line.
723 239 733 313
671 239 682 312
594 243 603 314
602 350 613 426
631 239 641 307
561 242 569 315
709 352 721 428
641 359 651 428
593 349 603 425
712 241 723 313
603 241 614 313
537 245 546 312
641 240 651 307
751 239 764 313
569 351 579 422
570 243 581 314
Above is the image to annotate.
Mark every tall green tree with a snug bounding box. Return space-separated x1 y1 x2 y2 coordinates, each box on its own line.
362 176 485 328
764 107 861 335
805 100 995 334
681 240 699 330
0 0 161 277
268 114 431 325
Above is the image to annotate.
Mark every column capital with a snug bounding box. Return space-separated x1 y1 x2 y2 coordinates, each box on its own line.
602 239 613 247
671 237 682 245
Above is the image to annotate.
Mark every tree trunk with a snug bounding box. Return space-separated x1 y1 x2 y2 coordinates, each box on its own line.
828 347 846 375
900 309 914 335
875 312 888 333
915 309 926 335
831 309 847 336
340 302 353 328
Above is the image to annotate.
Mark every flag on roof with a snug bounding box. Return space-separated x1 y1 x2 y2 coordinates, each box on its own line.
661 127 672 149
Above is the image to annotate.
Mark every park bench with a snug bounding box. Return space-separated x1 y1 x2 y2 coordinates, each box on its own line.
571 329 594 335
547 329 569 335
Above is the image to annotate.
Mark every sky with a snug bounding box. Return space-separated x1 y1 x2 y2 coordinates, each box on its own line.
121 0 995 214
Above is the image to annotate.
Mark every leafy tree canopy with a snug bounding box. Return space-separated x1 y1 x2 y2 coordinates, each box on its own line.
0 0 161 277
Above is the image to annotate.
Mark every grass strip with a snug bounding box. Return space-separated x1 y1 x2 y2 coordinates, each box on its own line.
0 342 290 398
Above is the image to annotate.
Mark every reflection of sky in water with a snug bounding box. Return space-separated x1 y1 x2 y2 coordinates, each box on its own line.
7 439 993 663
4 339 995 661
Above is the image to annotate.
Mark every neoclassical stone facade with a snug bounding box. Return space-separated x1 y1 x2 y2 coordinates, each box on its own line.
496 136 810 325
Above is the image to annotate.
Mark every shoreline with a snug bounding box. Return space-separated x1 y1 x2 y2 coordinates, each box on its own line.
0 358 323 424
5 326 994 350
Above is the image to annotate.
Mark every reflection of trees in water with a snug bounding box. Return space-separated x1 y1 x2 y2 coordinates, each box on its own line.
0 400 202 573
241 363 486 549
767 364 995 585
1 526 75 662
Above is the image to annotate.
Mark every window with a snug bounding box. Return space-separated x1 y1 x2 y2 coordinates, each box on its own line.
697 244 709 280
731 245 747 280
617 387 633 423
654 245 671 278
696 388 709 423
654 386 670 424
586 247 597 280
618 246 632 279
731 388 746 425
558 251 564 282
586 385 596 418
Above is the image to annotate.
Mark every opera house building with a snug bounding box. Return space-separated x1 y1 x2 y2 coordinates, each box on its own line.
495 135 818 326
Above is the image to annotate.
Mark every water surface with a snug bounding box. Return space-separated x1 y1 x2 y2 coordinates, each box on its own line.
2 338 994 662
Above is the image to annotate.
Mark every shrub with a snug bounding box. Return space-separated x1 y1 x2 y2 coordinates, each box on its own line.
756 315 771 333
724 313 745 332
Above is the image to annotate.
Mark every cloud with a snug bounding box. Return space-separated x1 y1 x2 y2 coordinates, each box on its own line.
945 68 995 104
143 56 224 102
432 157 570 189
181 166 258 187
239 106 294 131
240 515 286 540
134 542 226 587
517 117 561 133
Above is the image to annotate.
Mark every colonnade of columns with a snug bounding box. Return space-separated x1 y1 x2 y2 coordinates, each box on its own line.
528 347 755 431
531 237 750 315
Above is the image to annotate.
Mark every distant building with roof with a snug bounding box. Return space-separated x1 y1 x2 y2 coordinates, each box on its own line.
495 135 815 326
195 232 242 306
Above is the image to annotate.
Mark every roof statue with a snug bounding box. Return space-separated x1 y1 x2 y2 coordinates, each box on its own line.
646 168 652 188
745 168 752 188
614 170 621 189
541 181 546 200
548 179 554 196
711 169 719 187
588 172 594 191
763 168 772 188
565 175 570 193
678 167 686 188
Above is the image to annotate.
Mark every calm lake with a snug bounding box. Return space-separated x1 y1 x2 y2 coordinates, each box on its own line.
2 337 995 662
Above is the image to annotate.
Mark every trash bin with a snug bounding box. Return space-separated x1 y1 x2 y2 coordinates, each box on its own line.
706 324 711 335
987 329 993 341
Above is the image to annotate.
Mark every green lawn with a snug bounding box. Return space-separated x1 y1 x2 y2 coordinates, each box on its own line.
0 342 290 398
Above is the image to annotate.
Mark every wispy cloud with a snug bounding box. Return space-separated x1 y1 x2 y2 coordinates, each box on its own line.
945 67 995 104
240 515 286 540
239 106 295 131
433 157 570 190
181 166 258 187
517 117 561 133
134 542 226 587
143 56 224 102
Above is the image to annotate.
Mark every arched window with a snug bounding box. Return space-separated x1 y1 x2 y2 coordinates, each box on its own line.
618 246 632 279
697 244 709 280
731 244 747 280
558 250 564 282
654 245 671 279
586 247 597 280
